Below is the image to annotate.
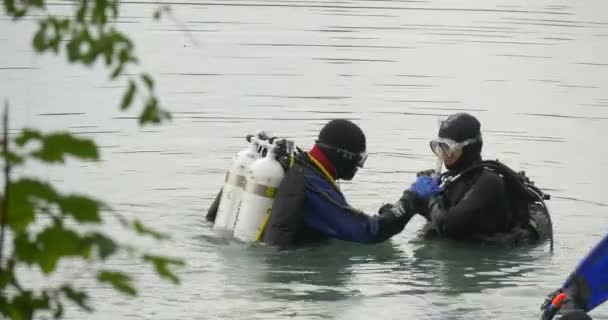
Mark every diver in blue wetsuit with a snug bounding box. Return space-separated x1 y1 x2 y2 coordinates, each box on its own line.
261 119 412 247
540 234 608 320
207 119 412 248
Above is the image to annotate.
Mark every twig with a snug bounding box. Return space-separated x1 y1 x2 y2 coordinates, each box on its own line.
0 102 10 267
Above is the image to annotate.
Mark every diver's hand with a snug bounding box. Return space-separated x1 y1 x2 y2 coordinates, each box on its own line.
410 176 443 199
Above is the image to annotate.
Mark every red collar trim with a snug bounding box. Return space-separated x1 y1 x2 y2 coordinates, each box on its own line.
308 144 337 180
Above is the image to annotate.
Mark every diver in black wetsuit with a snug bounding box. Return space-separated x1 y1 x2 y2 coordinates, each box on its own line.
396 112 552 245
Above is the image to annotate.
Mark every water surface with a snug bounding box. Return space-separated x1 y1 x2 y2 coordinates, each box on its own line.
1 0 608 319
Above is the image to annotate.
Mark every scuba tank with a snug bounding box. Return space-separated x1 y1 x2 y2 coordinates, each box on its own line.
233 139 286 242
213 134 263 234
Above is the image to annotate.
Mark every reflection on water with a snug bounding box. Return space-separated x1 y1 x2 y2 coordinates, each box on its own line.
2 0 608 319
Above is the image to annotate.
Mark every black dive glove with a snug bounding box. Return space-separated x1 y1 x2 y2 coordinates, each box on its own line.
375 200 414 242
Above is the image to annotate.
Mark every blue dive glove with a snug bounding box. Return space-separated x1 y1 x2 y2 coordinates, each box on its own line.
410 175 443 199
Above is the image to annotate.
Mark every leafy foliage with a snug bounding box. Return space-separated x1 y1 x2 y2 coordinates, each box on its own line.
1 124 185 319
0 0 185 319
5 0 171 125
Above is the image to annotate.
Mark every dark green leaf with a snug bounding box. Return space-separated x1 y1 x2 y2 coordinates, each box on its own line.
8 290 52 319
141 73 154 90
143 254 184 284
7 199 34 233
132 219 168 240
48 18 70 53
53 301 64 319
76 0 88 22
66 36 80 62
101 39 114 66
97 271 137 296
14 233 40 265
14 128 42 146
109 0 119 18
37 223 88 274
0 296 10 320
138 97 160 125
84 232 117 259
9 291 37 320
60 285 92 312
92 0 108 24
121 81 136 110
8 178 52 232
81 40 96 65
15 129 99 163
118 47 129 64
5 151 24 166
59 195 101 223
6 2 27 19
159 108 172 121
110 64 123 79
30 0 44 7
0 259 15 288
32 132 99 163
33 23 48 52
13 178 58 200
3 0 16 15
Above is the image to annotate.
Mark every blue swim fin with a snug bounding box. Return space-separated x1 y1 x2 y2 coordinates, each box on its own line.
562 233 608 312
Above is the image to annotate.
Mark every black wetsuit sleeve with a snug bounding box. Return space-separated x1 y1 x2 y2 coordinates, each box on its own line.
375 203 415 242
428 171 503 237
205 188 223 222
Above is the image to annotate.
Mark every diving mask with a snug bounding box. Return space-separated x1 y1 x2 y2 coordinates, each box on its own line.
316 141 368 168
430 135 481 160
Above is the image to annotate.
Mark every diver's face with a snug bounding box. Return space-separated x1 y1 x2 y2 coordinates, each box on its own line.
442 150 462 167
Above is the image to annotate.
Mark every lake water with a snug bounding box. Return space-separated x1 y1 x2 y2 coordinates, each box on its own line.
1 0 608 319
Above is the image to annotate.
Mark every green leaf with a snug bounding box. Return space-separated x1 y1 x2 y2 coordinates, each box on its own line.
60 285 92 312
132 219 168 240
139 97 160 125
33 22 48 52
14 128 43 146
30 0 44 8
118 47 130 64
7 290 53 319
14 233 40 265
14 129 99 163
141 73 154 90
76 0 88 22
9 291 40 320
143 254 184 284
97 271 137 296
92 0 108 24
110 64 123 79
101 38 114 66
6 151 25 166
121 81 136 110
109 0 119 18
67 31 82 62
0 259 15 288
84 232 117 260
33 132 99 163
36 223 88 274
48 18 70 53
8 178 52 232
59 195 101 223
53 301 64 319
3 0 16 15
5 0 27 19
